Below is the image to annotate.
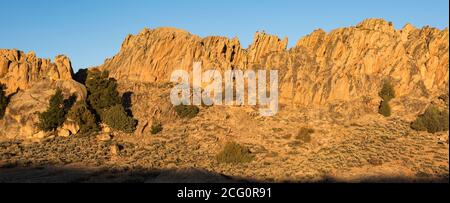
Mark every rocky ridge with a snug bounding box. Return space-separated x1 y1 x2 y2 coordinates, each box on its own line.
0 49 74 94
99 19 449 110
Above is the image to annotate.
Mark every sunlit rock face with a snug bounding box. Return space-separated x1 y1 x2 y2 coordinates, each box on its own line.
0 49 86 140
0 49 74 94
99 19 448 108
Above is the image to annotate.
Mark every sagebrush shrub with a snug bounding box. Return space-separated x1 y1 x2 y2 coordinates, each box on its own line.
296 127 314 143
38 89 67 131
150 122 163 135
175 105 200 119
216 142 253 164
411 106 449 133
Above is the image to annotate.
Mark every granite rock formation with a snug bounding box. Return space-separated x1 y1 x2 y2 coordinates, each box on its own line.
0 49 74 94
99 19 449 109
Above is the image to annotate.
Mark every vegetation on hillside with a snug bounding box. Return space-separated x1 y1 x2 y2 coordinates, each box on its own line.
175 105 200 119
378 100 392 117
85 70 122 117
150 122 163 135
379 81 396 102
411 105 449 133
378 81 395 117
103 104 137 133
85 70 137 133
216 142 253 164
296 127 314 143
38 89 67 131
67 101 99 133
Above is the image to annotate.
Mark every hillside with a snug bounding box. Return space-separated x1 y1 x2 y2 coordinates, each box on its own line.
0 19 448 183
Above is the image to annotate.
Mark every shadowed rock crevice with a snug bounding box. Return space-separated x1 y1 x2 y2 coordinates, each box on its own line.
122 91 134 117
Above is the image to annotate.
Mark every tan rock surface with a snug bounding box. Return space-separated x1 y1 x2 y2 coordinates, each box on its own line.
99 19 449 109
0 80 87 141
99 27 288 83
0 49 74 94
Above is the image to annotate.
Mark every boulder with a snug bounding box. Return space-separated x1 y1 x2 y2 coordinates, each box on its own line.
62 121 80 135
32 131 48 140
57 128 71 138
110 145 120 156
97 133 111 142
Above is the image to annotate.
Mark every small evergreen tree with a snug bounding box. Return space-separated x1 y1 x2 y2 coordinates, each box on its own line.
85 70 121 117
378 81 395 117
38 89 67 131
379 81 396 102
0 83 8 119
103 104 137 133
85 70 137 133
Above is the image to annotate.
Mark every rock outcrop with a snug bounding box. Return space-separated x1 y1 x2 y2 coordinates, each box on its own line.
0 50 86 140
0 80 87 141
99 27 289 82
99 19 449 110
0 49 74 94
282 19 449 107
1 19 448 140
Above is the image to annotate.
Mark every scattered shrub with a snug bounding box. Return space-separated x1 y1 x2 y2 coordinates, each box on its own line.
216 142 253 164
411 106 449 133
379 81 396 102
103 104 137 133
0 83 8 119
38 89 67 131
295 127 314 143
175 105 200 119
150 122 163 135
67 101 99 133
378 100 392 117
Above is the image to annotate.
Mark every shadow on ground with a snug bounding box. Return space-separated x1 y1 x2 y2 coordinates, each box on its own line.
0 166 258 183
0 166 448 183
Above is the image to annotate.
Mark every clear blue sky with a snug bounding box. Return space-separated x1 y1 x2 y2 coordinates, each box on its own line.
1 0 448 71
